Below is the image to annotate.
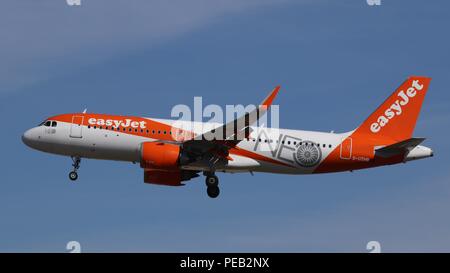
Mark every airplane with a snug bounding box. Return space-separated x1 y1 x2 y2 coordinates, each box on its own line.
22 76 433 198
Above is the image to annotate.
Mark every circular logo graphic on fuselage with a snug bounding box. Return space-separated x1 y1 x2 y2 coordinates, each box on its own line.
294 141 322 167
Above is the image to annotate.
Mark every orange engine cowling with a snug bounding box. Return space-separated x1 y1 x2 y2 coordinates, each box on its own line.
140 142 181 169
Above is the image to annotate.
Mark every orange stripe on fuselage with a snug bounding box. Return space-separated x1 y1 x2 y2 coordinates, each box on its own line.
48 113 194 141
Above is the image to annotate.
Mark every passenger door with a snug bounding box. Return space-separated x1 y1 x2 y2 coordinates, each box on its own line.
70 116 84 138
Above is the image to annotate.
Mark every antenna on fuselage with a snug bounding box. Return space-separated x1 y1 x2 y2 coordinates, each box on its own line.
83 108 87 114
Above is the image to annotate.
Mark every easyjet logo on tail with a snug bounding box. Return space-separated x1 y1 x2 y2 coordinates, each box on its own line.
370 80 424 133
88 118 147 129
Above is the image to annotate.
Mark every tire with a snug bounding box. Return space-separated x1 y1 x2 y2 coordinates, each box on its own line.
207 186 220 198
69 171 78 181
205 175 219 187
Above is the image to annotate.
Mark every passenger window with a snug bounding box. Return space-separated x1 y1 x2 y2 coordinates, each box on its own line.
329 144 332 148
51 121 57 127
323 144 326 148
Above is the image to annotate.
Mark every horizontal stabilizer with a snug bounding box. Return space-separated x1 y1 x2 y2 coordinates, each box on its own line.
375 137 425 158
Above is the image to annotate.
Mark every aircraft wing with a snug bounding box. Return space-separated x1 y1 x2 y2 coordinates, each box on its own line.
375 137 426 158
181 86 281 162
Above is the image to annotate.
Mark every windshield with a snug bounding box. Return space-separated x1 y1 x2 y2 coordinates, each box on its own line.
38 120 54 127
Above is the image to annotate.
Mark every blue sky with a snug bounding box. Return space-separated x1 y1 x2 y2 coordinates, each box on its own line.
1 0 449 252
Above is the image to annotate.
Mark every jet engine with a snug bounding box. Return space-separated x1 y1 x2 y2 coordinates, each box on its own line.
140 141 191 170
140 142 198 186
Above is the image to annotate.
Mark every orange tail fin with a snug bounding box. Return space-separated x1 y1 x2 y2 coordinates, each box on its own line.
353 76 431 141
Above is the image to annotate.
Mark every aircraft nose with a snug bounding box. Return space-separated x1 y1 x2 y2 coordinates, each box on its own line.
22 129 31 146
22 128 36 148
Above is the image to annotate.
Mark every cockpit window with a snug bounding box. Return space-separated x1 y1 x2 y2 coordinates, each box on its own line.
38 121 46 126
44 121 51 127
51 121 57 127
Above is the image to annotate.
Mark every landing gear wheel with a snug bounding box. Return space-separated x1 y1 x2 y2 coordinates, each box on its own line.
207 186 220 198
69 171 78 181
205 175 219 187
69 156 81 181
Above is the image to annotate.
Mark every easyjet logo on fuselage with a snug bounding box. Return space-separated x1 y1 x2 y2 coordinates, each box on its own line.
88 118 147 129
370 80 424 133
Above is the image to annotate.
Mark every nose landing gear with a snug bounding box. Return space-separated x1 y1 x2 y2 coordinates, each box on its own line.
204 172 220 198
69 156 81 181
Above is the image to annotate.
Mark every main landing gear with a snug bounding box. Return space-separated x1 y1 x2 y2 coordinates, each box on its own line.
69 156 81 181
204 172 220 198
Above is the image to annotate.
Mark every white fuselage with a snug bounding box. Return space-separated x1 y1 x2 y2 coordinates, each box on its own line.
23 118 349 174
22 115 433 175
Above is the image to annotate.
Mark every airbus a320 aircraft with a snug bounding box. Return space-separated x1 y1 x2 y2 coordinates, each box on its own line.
23 76 433 198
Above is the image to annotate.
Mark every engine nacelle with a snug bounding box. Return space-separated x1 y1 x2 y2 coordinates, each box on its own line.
140 142 182 170
140 142 197 186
